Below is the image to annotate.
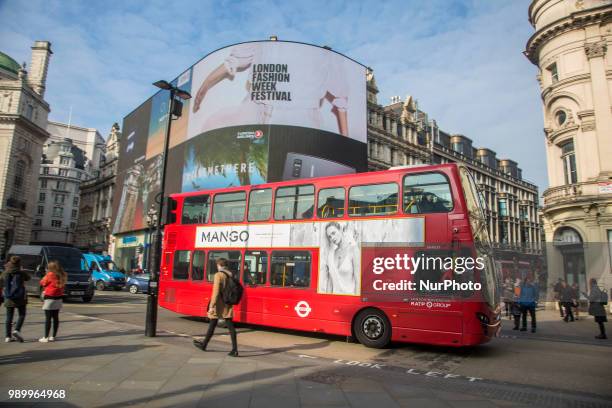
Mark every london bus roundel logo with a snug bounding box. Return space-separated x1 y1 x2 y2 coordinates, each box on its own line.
294 301 311 318
254 130 264 139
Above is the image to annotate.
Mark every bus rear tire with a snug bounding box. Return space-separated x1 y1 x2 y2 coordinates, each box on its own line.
353 308 391 349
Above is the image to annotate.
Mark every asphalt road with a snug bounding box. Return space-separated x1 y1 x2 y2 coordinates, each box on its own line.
38 290 612 402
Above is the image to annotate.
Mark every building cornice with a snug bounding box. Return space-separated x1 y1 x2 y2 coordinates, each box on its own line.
541 73 591 102
0 82 51 111
0 113 50 140
524 4 612 64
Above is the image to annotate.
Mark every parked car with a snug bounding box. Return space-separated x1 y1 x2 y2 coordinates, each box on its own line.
83 253 126 291
7 245 95 302
127 273 150 294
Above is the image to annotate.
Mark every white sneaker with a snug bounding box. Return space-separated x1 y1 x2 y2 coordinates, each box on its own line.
49 337 55 342
38 337 49 343
12 331 23 343
5 337 15 343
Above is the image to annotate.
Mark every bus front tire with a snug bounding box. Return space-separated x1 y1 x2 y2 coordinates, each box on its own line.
353 309 391 349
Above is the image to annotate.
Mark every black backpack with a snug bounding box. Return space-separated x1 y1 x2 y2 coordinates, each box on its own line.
3 273 25 300
220 271 243 305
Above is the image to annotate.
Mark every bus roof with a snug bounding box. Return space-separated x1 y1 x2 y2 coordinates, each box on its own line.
171 163 459 198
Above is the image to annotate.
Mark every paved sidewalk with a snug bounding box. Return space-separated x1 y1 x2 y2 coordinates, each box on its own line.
0 308 610 408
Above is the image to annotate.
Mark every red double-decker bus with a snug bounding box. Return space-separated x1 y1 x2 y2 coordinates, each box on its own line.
159 163 501 348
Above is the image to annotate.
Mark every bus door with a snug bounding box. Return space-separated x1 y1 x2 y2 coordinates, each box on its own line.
239 250 268 324
264 250 314 327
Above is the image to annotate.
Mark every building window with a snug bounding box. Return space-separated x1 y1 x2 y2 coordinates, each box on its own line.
40 179 47 188
51 220 62 228
561 141 577 184
71 209 78 218
43 167 49 175
55 194 65 204
498 200 508 217
61 144 70 152
60 157 70 165
24 104 34 120
56 180 67 190
555 110 567 126
59 169 69 177
70 222 76 230
34 218 42 226
73 196 79 206
39 192 46 202
53 207 63 217
547 63 558 83
13 160 25 193
37 205 44 215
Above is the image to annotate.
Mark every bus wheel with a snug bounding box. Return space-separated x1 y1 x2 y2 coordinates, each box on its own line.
353 309 391 348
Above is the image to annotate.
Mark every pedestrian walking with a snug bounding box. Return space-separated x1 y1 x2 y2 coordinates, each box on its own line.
503 278 514 319
586 279 608 340
553 278 565 318
559 280 575 322
518 276 538 332
571 282 580 320
39 261 67 343
0 256 30 342
193 258 239 356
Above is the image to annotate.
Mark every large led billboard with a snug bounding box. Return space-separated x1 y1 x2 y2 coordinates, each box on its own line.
112 40 367 235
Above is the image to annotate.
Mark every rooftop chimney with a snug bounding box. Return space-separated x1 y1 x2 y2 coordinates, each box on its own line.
28 41 52 98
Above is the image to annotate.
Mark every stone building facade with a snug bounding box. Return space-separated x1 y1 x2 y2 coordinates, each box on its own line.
0 41 52 258
32 122 105 244
74 123 120 253
525 0 612 295
366 71 542 269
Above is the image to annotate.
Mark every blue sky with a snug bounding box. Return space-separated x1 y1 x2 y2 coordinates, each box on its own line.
0 0 546 191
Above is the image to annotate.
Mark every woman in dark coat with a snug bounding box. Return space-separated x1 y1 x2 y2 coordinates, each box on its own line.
0 256 30 342
587 278 607 340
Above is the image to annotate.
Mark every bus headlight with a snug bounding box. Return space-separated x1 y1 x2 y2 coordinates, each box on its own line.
475 312 490 325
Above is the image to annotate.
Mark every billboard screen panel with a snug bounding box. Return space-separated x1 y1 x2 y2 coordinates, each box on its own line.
112 41 367 235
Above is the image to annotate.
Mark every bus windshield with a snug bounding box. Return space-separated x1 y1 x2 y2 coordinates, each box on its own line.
459 166 499 308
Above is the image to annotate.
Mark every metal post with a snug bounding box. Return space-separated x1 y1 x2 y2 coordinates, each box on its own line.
145 89 174 337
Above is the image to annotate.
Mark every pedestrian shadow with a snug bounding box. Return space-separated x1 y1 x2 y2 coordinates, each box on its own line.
95 366 306 408
0 344 159 365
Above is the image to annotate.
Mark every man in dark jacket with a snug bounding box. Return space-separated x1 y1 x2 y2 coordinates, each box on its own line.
559 280 575 322
0 256 30 342
587 279 608 339
553 278 565 318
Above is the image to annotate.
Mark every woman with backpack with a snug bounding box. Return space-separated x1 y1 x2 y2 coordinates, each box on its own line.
39 261 67 343
193 258 239 356
0 256 30 343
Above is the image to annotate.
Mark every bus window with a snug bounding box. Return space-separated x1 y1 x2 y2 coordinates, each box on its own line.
403 173 453 214
317 187 345 218
182 195 210 224
191 250 205 281
243 251 268 285
212 192 246 223
274 185 314 220
248 188 272 222
173 250 190 280
348 183 398 216
206 250 242 282
270 251 311 288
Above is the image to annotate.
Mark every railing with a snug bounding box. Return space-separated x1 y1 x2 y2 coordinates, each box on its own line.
541 181 609 206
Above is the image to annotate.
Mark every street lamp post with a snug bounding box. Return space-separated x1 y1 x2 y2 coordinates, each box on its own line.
145 80 191 337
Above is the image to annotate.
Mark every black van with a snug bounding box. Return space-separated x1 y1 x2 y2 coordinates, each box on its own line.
7 245 95 302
